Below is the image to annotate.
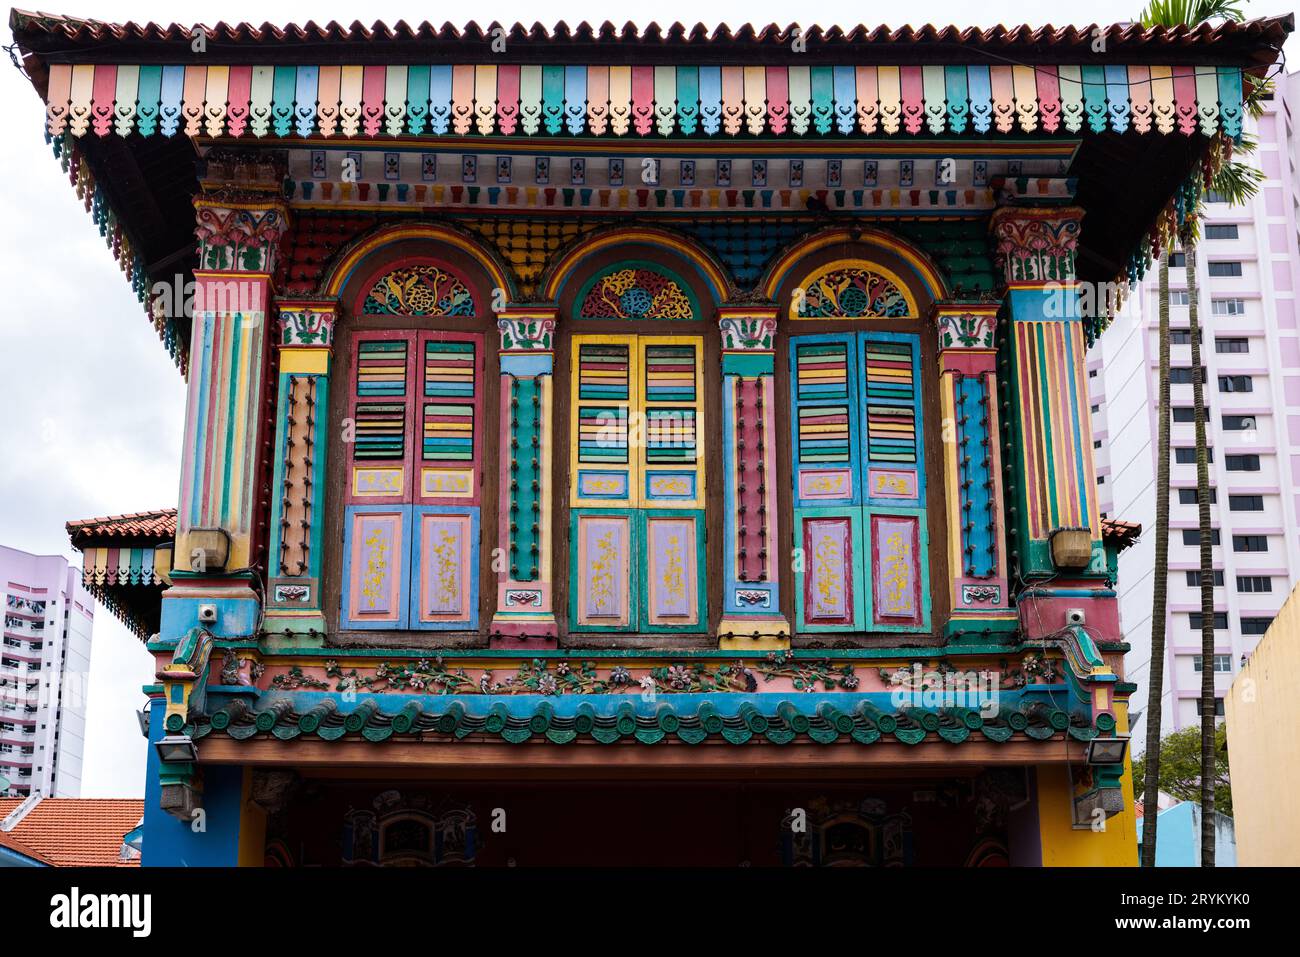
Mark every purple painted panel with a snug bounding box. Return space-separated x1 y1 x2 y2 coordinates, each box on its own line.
581 517 628 620
804 516 852 624
647 517 696 623
872 514 921 624
350 512 402 619
422 517 466 615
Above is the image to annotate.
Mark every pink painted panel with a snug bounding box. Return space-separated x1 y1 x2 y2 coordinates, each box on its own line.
347 509 405 624
871 514 922 626
803 515 854 626
576 514 631 626
416 513 472 620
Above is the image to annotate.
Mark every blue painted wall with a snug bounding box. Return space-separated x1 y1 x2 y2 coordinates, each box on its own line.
141 697 246 867
1136 802 1237 867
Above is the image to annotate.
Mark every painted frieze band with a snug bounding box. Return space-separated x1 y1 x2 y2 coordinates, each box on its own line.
45 63 1245 140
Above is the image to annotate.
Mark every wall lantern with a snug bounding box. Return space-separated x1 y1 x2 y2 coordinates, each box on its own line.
154 733 198 764
1085 735 1130 766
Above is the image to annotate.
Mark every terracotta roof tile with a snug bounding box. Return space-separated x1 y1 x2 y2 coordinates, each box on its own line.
1102 517 1142 551
0 798 143 867
66 509 176 547
9 12 1292 66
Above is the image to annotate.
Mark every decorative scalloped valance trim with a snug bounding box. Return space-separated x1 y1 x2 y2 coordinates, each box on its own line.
44 63 1243 140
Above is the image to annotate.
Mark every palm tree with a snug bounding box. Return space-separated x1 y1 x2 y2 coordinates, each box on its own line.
1141 251 1171 868
1138 0 1265 867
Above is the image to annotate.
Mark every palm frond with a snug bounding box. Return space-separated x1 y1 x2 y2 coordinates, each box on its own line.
1139 0 1246 28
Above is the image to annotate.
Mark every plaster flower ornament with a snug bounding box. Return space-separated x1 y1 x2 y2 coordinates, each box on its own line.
638 675 656 694
537 674 558 696
556 660 571 677
667 665 691 690
609 666 632 686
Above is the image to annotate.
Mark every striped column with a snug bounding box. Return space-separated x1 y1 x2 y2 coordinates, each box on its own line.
989 206 1103 579
489 307 559 646
934 303 1012 621
175 197 289 578
717 306 790 649
263 298 337 642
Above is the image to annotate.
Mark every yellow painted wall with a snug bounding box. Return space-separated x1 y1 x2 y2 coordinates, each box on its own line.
1035 704 1138 866
1227 582 1300 866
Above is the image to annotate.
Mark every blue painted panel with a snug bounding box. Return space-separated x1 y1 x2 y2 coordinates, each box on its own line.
789 333 862 508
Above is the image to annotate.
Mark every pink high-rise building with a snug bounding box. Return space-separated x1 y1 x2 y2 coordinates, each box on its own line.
0 546 94 797
1090 67 1300 743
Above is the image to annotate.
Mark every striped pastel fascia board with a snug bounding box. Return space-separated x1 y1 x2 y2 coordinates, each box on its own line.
44 63 1245 140
81 546 166 587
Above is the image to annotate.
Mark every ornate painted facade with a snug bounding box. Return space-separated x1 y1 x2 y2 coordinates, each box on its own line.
21 9 1291 866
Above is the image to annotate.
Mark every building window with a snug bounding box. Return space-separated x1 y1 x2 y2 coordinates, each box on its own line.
1186 570 1225 587
1208 261 1243 277
1182 529 1220 546
1221 414 1256 431
1211 298 1246 316
1088 369 1098 378
1205 224 1239 240
1228 494 1264 511
1240 616 1275 635
1169 327 1199 344
1174 447 1212 464
1225 454 1261 471
1189 612 1228 630
1215 337 1249 354
1093 440 1102 449
1169 252 1187 268
1178 488 1217 505
1090 403 1100 413
1205 190 1230 204
1096 475 1105 485
1169 290 1190 306
1193 655 1232 673
337 266 490 634
1232 534 1268 552
1218 375 1253 393
1237 575 1272 593
1172 407 1198 423
1171 367 1205 385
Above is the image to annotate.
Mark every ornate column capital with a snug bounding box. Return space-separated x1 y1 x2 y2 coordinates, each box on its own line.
496 305 559 353
718 302 779 352
988 205 1084 287
275 297 339 349
194 191 292 274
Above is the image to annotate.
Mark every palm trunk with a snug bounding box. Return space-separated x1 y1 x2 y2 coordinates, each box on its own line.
1141 250 1172 868
1185 240 1216 867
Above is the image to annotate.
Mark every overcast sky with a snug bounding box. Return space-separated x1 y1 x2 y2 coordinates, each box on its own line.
0 1 1290 797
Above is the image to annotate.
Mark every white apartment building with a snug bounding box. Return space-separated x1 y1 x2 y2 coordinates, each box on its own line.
0 546 94 797
1090 68 1300 745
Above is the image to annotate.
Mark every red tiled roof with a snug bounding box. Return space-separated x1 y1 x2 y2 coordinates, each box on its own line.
66 509 176 547
0 798 143 867
1102 518 1142 550
9 13 1292 66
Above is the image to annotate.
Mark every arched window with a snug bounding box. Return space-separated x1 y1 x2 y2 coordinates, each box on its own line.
335 257 491 634
554 252 719 637
767 240 942 638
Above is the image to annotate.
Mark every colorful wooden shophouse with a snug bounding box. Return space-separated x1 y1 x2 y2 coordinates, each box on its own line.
19 9 1290 865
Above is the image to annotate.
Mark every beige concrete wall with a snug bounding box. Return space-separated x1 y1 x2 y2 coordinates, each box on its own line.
1227 581 1300 866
